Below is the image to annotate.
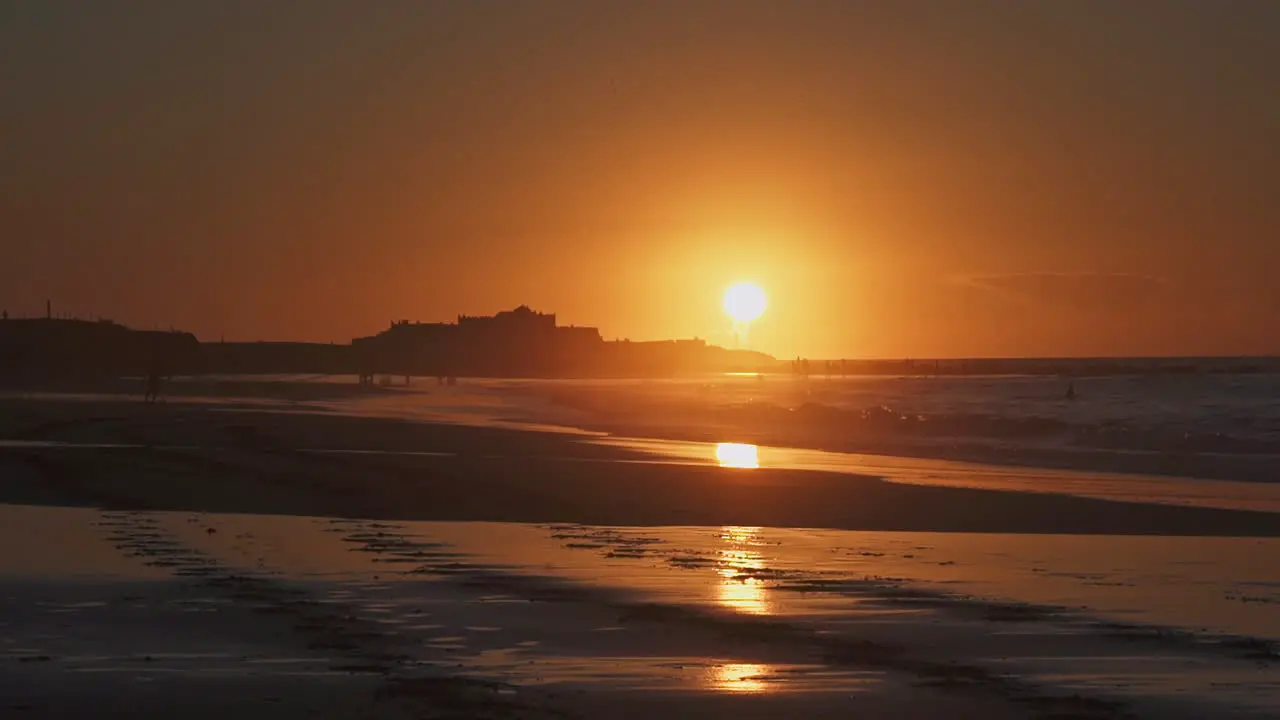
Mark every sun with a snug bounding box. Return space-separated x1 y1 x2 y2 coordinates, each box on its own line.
723 282 767 324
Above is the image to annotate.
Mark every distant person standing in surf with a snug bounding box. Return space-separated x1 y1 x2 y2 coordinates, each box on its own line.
144 344 164 403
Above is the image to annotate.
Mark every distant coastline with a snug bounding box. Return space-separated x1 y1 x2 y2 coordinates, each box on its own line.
0 306 772 380
2 307 1275 382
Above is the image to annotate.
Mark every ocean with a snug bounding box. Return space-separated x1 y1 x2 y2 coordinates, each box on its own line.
459 367 1280 485
125 365 1280 485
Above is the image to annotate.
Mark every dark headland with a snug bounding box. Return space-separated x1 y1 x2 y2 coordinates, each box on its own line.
4 305 1273 385
0 305 772 381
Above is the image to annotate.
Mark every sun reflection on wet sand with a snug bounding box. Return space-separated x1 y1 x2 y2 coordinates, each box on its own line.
716 526 771 615
715 443 759 468
709 662 770 693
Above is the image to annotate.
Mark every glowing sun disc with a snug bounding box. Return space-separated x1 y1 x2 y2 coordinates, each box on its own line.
723 283 767 323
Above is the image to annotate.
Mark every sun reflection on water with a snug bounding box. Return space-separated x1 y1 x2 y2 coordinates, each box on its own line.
716 526 771 615
709 662 770 693
715 443 759 468
706 528 778 693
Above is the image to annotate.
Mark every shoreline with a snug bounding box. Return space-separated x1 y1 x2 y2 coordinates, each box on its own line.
9 375 1277 487
1 392 1278 536
590 419 1280 485
515 388 1280 486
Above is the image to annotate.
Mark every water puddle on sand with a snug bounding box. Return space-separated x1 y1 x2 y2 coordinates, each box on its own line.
130 510 1280 643
596 436 1280 513
4 502 1280 717
462 653 883 695
157 510 1280 714
0 505 170 579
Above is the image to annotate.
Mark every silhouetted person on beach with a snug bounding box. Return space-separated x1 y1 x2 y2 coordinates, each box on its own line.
144 369 162 403
144 346 166 403
1065 382 1076 401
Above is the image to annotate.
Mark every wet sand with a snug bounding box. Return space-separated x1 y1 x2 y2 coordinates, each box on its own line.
2 389 1280 718
3 504 1277 719
1 394 1278 536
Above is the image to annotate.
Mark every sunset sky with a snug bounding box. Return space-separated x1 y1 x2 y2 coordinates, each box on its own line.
3 1 1278 359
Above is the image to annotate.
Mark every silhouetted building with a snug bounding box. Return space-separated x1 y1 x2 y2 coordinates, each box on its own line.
353 306 770 378
0 305 775 382
458 305 557 333
354 305 606 378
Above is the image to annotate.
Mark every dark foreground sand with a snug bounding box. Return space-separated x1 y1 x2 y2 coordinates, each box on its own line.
2 392 1279 719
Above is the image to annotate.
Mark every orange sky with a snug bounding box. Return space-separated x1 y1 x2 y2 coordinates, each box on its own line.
2 1 1278 358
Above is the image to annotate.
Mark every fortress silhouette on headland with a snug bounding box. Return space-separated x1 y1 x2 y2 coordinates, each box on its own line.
351 305 771 378
6 305 1266 384
0 305 773 381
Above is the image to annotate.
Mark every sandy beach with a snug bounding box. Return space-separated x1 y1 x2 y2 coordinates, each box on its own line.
2 383 1279 718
